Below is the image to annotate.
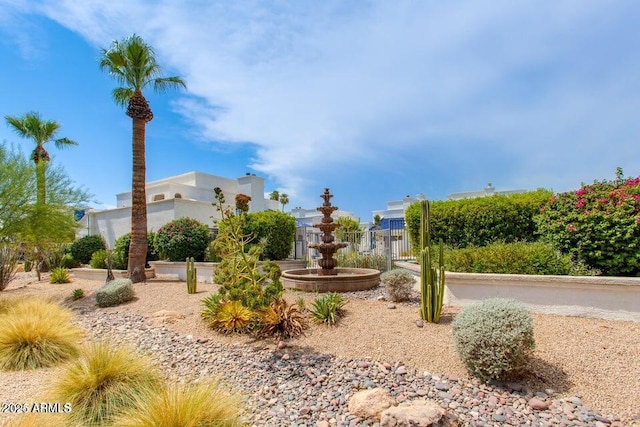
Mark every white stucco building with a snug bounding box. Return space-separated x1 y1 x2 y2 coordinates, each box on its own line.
78 171 278 247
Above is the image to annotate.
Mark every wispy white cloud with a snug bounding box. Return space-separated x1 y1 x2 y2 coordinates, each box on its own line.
6 0 640 210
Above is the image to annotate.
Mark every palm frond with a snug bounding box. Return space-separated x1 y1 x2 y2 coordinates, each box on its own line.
112 87 134 107
54 137 79 148
154 76 187 93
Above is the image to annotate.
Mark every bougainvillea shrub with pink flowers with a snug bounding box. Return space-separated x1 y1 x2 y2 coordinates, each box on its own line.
536 169 640 276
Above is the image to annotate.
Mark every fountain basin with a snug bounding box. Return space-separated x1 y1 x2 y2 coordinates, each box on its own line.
282 268 381 292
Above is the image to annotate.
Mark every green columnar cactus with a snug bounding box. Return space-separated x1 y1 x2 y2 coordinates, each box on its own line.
186 257 197 294
419 200 446 323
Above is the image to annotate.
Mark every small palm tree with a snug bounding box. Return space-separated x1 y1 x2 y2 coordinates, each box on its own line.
100 34 186 283
5 112 78 205
279 193 289 212
269 190 280 201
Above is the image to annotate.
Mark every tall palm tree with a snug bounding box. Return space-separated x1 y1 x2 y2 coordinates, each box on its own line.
5 112 78 205
279 193 289 212
100 34 186 283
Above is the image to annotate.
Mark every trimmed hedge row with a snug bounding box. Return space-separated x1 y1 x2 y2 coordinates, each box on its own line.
406 189 552 253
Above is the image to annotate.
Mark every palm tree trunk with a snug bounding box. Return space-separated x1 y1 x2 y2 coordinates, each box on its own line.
35 161 46 205
128 116 148 283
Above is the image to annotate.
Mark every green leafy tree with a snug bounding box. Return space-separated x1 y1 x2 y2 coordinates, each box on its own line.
335 216 362 249
100 34 186 283
0 143 90 280
269 190 280 201
4 112 78 205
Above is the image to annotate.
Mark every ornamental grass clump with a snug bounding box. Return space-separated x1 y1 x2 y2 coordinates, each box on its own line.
380 269 415 302
0 298 82 370
452 298 535 381
49 340 163 426
112 380 245 427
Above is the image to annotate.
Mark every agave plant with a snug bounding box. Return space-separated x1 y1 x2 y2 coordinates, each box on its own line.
49 267 71 284
309 293 347 325
212 300 255 334
257 299 308 339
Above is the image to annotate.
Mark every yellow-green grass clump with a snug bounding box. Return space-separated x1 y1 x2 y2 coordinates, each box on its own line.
0 298 82 370
49 340 163 426
113 380 245 427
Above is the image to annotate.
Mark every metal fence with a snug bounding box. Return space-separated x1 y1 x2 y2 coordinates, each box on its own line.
292 219 414 269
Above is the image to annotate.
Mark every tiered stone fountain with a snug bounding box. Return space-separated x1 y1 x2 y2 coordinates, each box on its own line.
281 188 380 292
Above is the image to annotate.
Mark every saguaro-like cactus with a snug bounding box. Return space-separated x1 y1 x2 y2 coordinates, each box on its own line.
186 257 197 294
419 200 445 323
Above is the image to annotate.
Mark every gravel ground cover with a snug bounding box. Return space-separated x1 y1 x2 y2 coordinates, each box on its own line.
0 271 638 426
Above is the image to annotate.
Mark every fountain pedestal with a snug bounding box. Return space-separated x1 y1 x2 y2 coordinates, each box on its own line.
282 188 380 292
308 188 347 275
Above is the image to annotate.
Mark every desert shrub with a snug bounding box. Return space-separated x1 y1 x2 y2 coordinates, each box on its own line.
112 231 159 270
0 243 19 291
112 380 244 427
536 170 640 276
310 293 347 325
50 341 162 426
71 288 84 300
240 210 296 260
257 298 308 339
452 298 535 381
95 278 135 307
204 188 284 334
381 269 415 302
444 241 576 275
69 234 106 264
0 298 82 370
60 253 80 269
43 244 70 270
49 267 71 284
89 249 109 269
406 189 553 252
154 218 211 262
336 252 389 272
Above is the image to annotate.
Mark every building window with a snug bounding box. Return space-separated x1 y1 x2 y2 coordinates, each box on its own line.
174 193 182 199
153 194 165 201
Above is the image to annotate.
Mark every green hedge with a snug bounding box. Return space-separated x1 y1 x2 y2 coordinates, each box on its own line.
154 218 211 262
112 232 159 270
406 189 552 252
442 241 600 275
216 211 296 261
69 235 106 265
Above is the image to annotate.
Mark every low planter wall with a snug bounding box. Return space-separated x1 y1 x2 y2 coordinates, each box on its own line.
394 262 640 322
71 267 155 281
149 260 306 283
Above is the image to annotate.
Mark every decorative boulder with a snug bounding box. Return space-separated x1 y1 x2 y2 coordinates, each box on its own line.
348 388 396 420
380 400 457 427
95 278 134 307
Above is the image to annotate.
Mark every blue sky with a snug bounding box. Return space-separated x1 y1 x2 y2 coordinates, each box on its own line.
1 1 639 221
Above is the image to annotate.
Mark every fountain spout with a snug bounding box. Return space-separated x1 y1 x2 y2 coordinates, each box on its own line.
308 188 348 275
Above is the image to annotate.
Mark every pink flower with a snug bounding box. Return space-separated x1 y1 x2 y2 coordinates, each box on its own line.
576 199 585 209
568 225 576 232
636 217 640 225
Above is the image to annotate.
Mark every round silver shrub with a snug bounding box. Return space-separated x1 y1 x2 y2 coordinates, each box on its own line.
452 298 535 381
380 269 415 302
